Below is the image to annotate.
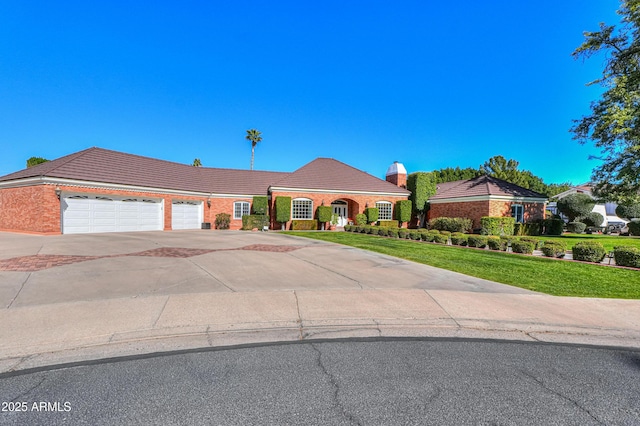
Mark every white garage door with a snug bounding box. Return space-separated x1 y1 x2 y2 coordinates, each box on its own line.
172 201 202 230
62 195 163 234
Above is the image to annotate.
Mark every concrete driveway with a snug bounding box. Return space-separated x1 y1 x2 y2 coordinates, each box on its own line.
1 230 640 372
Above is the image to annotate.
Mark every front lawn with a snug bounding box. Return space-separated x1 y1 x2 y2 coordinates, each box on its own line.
529 233 640 252
284 232 640 299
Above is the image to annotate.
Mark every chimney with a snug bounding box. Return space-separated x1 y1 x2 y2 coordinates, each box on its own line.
386 161 407 188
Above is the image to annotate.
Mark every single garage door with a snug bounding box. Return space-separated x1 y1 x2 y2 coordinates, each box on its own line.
62 195 163 234
171 201 202 230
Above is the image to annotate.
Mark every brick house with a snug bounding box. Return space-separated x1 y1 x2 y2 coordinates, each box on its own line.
427 175 547 229
0 147 410 235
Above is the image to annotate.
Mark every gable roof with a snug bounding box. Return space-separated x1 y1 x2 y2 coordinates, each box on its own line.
430 175 546 200
0 147 288 195
270 158 410 195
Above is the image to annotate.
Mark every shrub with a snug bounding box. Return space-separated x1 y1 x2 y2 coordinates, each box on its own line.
355 214 368 226
467 235 488 248
511 240 535 254
365 207 379 224
613 246 640 268
616 203 640 220
409 230 420 240
628 221 640 236
450 232 468 246
275 197 291 228
291 220 318 230
567 222 586 234
519 237 540 249
514 222 541 236
242 214 269 230
487 236 506 251
215 213 231 230
544 218 564 236
580 212 604 227
572 241 606 263
252 196 268 215
480 217 515 236
387 228 399 238
395 200 413 226
419 230 431 241
378 220 400 228
363 225 373 234
316 206 332 225
432 233 449 244
557 193 596 222
356 225 365 233
398 229 409 239
378 228 388 237
429 217 472 233
541 241 566 258
344 225 352 232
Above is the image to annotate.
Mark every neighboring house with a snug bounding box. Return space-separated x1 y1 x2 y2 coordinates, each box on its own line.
547 184 627 228
427 175 547 229
0 147 410 235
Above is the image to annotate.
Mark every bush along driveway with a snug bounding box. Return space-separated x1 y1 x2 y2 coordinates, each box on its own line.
284 230 640 299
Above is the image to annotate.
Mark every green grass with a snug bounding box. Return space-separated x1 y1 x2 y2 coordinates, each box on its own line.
284 232 640 299
529 233 640 252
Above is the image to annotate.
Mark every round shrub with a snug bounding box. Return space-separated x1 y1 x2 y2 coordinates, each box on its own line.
567 222 586 234
344 225 352 232
511 240 535 254
580 212 604 227
613 246 640 268
467 235 488 248
439 230 451 237
365 226 376 234
398 229 409 239
429 217 473 233
628 221 640 236
355 214 368 226
387 228 399 238
450 232 468 246
357 225 366 233
377 228 388 237
541 241 566 258
544 218 564 236
557 193 595 222
616 203 640 220
409 230 420 240
424 230 440 242
519 237 540 250
572 241 606 263
432 233 449 244
487 236 506 251
419 230 430 241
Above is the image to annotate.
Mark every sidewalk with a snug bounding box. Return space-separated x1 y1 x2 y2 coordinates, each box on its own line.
2 288 639 373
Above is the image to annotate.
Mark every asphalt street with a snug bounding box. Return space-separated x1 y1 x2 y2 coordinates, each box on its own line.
1 338 639 425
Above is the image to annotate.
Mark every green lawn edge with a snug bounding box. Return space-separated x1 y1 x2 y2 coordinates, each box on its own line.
284 232 640 299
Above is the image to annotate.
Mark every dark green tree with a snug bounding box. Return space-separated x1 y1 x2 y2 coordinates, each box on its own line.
26 156 49 168
245 129 262 170
616 202 640 219
571 1 640 203
557 193 596 222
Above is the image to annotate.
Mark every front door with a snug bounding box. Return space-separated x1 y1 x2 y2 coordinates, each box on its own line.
331 202 348 227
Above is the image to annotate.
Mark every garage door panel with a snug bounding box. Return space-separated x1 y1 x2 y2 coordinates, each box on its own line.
172 202 202 230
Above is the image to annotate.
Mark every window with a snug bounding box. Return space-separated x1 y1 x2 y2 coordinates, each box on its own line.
511 204 524 223
234 201 250 219
292 198 313 219
376 201 393 221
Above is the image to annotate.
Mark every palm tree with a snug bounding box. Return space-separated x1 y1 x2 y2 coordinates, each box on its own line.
245 129 262 170
192 158 202 167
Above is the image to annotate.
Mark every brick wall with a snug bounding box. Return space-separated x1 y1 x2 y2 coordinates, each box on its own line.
429 199 546 229
0 185 60 234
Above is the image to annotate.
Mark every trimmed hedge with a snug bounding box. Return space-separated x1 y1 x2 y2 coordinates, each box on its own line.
544 218 564 236
628 221 640 236
432 233 449 244
378 227 388 236
541 241 566 258
242 214 269 230
291 219 318 230
429 217 472 233
215 213 231 230
450 232 468 246
613 246 640 268
511 240 535 254
252 196 268 215
275 197 291 226
487 236 506 251
387 228 399 238
514 222 541 236
519 237 540 249
572 241 606 263
395 200 413 225
409 230 420 240
480 217 515 236
567 222 586 234
365 207 379 224
378 220 400 228
316 206 332 224
398 229 409 239
355 214 368 226
467 235 488 248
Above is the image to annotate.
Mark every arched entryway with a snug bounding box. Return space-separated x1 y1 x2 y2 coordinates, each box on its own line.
331 200 349 227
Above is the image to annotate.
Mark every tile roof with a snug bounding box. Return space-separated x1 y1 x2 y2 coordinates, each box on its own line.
0 148 408 196
430 175 546 200
271 158 410 195
0 147 288 195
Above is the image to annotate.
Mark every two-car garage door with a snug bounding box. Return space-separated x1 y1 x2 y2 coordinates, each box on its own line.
62 195 164 234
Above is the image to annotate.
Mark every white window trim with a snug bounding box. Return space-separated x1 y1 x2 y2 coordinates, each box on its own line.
511 204 524 223
376 201 393 221
234 201 250 219
292 198 313 220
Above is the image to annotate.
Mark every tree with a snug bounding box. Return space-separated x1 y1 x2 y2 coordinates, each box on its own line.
245 129 262 170
192 158 202 167
26 157 49 168
432 167 481 183
571 1 640 203
479 156 529 187
556 193 596 222
407 172 436 228
616 202 640 219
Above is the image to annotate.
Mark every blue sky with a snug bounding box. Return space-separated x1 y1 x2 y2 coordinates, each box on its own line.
0 1 621 184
